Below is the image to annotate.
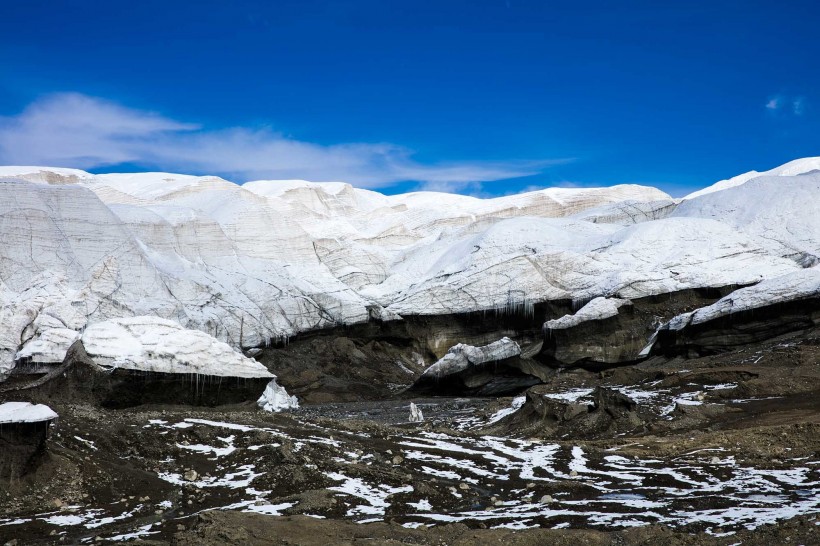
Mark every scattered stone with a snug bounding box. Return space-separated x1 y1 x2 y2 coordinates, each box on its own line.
540 495 554 504
184 469 199 482
392 455 404 465
458 482 470 490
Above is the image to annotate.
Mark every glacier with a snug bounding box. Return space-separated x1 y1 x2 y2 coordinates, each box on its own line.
1 158 819 381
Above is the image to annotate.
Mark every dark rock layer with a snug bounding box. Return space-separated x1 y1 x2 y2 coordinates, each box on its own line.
652 296 820 357
6 341 271 409
538 286 743 369
410 355 545 397
0 420 52 479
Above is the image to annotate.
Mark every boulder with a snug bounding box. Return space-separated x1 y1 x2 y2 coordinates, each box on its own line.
0 402 58 479
494 386 646 439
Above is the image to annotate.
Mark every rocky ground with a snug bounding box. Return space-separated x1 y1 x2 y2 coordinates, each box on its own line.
1 326 819 545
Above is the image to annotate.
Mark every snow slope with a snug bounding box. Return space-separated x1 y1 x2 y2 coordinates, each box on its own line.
673 172 820 262
1 158 818 378
684 157 820 199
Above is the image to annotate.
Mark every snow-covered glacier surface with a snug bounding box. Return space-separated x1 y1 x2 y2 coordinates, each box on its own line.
1 159 819 377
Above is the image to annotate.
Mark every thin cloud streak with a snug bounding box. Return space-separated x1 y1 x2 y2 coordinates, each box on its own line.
0 93 567 188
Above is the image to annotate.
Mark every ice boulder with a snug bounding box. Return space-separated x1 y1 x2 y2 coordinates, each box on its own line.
411 338 542 396
545 297 632 331
408 402 424 422
81 317 274 378
257 378 299 412
76 317 279 407
0 401 58 424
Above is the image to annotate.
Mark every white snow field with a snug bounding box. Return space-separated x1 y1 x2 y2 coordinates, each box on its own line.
1 158 818 379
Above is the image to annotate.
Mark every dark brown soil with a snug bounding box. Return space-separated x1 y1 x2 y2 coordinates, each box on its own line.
1 318 818 545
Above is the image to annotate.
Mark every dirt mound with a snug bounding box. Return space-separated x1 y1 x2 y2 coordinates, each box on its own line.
496 386 647 439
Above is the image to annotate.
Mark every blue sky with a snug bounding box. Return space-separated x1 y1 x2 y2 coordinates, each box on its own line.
1 0 818 196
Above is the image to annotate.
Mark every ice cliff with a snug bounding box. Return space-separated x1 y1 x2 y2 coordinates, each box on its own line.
1 158 819 380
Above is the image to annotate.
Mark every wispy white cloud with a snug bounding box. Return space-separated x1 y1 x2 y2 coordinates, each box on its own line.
0 93 567 188
765 94 807 117
766 97 780 110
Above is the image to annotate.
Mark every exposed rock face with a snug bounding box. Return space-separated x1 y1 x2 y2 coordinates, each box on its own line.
14 332 284 409
542 298 638 367
650 268 820 356
538 289 742 369
411 338 542 396
0 402 58 479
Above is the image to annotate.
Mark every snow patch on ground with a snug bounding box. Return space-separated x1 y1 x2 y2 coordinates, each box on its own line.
486 396 527 425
